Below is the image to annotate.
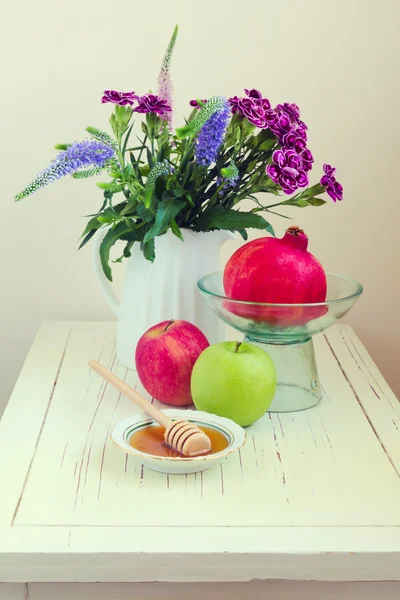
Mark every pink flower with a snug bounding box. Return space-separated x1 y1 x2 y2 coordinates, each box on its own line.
266 148 309 194
320 164 343 201
133 94 172 115
228 89 278 129
101 90 137 105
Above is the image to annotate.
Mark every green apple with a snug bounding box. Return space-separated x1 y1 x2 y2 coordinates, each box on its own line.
191 341 276 427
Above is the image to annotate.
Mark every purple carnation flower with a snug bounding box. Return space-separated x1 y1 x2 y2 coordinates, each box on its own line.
240 97 278 129
195 99 231 166
101 90 137 105
244 88 262 99
301 149 314 172
276 102 301 123
228 89 278 129
271 101 314 174
270 113 292 137
266 148 309 194
276 102 308 130
228 95 241 114
189 98 207 108
320 163 343 201
280 130 307 154
133 94 172 115
15 140 115 200
270 102 308 140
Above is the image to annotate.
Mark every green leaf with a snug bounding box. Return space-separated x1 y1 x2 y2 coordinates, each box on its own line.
54 143 71 150
123 164 134 179
143 198 185 243
139 165 150 177
142 238 155 262
146 147 154 169
247 160 258 172
78 228 98 249
241 119 256 136
234 127 241 145
99 223 131 281
238 229 248 241
173 187 185 198
307 197 327 207
129 152 143 184
186 193 194 206
114 105 133 134
161 191 174 202
112 231 141 263
259 138 277 152
264 221 276 236
79 216 102 240
124 146 145 152
307 183 326 197
170 218 184 241
109 114 117 137
110 200 130 214
194 206 274 235
123 241 134 258
137 203 155 223
78 214 104 250
122 124 134 156
256 129 274 143
156 145 165 163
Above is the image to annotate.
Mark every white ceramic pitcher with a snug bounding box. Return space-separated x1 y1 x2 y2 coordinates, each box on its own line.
93 228 234 369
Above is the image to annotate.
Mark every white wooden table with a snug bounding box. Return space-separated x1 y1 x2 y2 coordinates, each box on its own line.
1 322 400 600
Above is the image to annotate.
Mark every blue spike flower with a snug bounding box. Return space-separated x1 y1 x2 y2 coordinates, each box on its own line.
15 140 115 200
195 98 231 166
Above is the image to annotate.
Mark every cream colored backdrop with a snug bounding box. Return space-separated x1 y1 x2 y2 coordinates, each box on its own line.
0 0 399 413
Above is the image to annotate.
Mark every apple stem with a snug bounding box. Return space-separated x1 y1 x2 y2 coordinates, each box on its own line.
234 342 242 353
164 319 174 332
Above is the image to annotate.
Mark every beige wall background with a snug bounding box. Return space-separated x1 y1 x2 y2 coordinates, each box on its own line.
1 0 399 413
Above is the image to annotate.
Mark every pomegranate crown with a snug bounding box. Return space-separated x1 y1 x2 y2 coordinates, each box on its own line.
284 226 308 251
287 226 305 237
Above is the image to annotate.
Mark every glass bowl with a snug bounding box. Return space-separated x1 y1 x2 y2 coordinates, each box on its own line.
197 272 363 412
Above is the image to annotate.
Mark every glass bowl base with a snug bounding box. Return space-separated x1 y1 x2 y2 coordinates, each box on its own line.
244 336 322 413
268 383 322 412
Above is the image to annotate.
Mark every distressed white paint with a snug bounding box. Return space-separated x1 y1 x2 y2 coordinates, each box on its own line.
0 322 399 584
2 581 400 600
0 584 25 600
23 581 400 600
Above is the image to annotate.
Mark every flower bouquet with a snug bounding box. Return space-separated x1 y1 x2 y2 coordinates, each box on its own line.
16 25 342 282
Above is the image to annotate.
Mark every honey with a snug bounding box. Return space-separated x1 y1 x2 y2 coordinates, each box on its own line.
129 425 229 458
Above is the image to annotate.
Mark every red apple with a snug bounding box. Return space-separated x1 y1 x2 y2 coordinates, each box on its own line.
135 320 209 406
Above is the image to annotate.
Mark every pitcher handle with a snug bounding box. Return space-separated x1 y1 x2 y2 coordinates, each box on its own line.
93 228 120 317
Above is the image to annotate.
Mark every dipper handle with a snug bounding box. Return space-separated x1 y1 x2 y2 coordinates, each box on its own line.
88 360 173 429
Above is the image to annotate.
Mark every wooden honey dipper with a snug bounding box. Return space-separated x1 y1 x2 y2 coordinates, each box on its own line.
89 360 212 457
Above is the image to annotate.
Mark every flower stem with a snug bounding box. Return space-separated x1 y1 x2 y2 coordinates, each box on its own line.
137 135 148 164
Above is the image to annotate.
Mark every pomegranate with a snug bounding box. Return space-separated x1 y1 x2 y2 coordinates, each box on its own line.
223 226 327 306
